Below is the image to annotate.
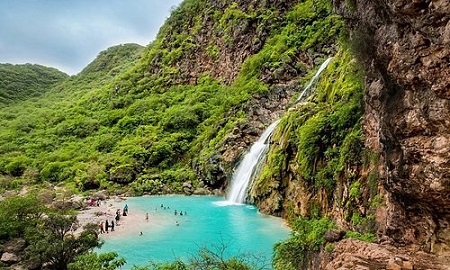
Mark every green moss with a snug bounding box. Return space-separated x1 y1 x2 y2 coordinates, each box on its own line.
349 181 361 199
324 242 335 252
345 231 376 243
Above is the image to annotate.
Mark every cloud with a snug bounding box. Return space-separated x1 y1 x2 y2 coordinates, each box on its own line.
0 0 182 75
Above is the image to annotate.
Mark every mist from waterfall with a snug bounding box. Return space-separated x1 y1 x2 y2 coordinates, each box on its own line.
225 58 333 204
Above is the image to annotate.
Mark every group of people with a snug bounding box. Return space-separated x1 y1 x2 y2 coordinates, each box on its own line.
174 209 187 216
95 201 189 236
99 219 115 234
159 204 187 217
97 203 129 235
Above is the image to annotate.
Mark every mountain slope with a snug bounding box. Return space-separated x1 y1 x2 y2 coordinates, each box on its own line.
0 63 68 106
0 0 342 196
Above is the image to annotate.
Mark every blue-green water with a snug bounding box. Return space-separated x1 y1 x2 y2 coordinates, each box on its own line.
99 195 290 269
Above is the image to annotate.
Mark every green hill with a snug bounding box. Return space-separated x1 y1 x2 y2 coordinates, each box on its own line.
0 0 345 195
0 63 68 106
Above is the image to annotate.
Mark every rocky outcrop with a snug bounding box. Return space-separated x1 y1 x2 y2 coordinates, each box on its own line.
324 0 450 268
320 239 448 270
196 83 297 189
147 0 299 86
0 238 26 269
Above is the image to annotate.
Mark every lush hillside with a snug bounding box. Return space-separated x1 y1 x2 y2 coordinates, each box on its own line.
0 0 342 196
0 63 68 106
1 0 448 269
0 43 144 192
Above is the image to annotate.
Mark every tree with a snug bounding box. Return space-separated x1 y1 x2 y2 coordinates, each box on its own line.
132 243 267 270
68 252 126 270
25 213 101 270
0 194 45 240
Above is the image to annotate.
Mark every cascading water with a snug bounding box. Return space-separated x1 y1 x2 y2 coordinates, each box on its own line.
225 58 333 204
226 120 280 204
296 57 333 102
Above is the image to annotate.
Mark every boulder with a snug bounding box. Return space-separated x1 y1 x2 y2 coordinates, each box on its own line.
323 229 345 243
93 191 107 200
3 239 26 253
1 252 19 264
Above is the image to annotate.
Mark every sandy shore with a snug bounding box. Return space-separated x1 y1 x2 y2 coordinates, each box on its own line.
76 196 175 239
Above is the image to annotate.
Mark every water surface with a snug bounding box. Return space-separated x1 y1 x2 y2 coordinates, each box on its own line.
99 195 290 269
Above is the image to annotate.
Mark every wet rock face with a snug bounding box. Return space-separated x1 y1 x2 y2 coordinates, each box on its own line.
199 83 296 189
336 0 450 256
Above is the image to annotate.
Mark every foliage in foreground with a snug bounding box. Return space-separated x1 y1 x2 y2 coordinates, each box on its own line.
68 252 126 270
131 244 267 270
0 195 102 270
273 217 334 270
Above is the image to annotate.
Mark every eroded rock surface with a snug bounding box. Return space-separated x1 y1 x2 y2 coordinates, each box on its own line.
329 0 450 268
321 239 448 270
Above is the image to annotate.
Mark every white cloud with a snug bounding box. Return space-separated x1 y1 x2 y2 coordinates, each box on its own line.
0 0 182 75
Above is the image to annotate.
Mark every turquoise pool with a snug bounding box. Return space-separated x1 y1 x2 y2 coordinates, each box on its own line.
98 195 290 269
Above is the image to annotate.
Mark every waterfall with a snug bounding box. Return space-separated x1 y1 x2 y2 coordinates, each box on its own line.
296 57 333 102
223 58 333 205
226 120 280 204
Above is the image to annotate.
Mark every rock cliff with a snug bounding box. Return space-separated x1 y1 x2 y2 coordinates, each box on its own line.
323 0 450 268
246 0 449 268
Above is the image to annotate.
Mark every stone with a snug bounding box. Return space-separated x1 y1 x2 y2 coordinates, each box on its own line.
324 229 346 243
93 191 107 200
402 261 414 270
3 239 26 253
1 252 19 264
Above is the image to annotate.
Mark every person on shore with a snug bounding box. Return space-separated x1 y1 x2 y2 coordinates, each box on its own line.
124 204 128 213
115 213 120 225
105 220 109 233
111 220 115 231
99 222 105 234
145 213 149 222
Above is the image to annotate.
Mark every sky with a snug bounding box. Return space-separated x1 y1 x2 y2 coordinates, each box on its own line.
0 0 183 75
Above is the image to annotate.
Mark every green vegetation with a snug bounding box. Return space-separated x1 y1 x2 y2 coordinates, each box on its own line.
0 63 68 106
253 48 364 203
0 0 380 268
68 252 126 270
0 195 102 270
273 217 334 270
0 0 343 196
130 243 267 270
